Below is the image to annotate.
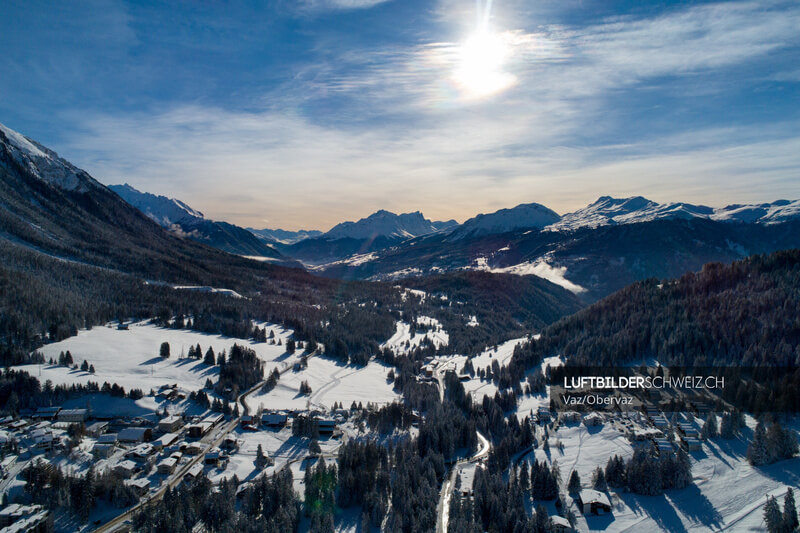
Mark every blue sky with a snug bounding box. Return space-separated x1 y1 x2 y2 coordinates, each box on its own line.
1 0 798 230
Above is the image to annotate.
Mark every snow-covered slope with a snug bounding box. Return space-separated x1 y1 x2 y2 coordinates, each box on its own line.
712 199 800 224
450 203 562 239
110 183 204 226
549 196 800 231
0 121 101 193
324 209 445 240
109 183 283 258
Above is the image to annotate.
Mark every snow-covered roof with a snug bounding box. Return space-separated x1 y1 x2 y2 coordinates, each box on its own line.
579 489 611 507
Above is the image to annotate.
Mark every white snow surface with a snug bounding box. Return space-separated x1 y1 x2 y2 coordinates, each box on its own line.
527 414 800 533
380 318 449 355
0 121 98 192
109 183 205 226
472 258 586 294
451 202 562 239
17 321 301 413
249 355 400 412
548 195 800 231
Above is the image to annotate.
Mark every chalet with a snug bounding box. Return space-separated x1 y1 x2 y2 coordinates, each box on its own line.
560 411 581 423
188 422 212 438
240 415 257 429
57 409 88 423
91 443 115 459
124 478 150 496
261 412 288 427
578 489 612 515
185 442 205 455
550 516 574 532
157 456 178 475
86 421 109 437
678 423 699 439
118 427 152 443
152 432 180 451
683 437 702 451
184 462 204 481
33 407 61 421
221 435 239 452
114 460 138 478
97 433 118 445
125 443 155 461
157 415 183 433
204 449 228 468
317 418 336 435
583 413 604 427
31 434 55 452
537 407 552 423
0 504 50 533
654 438 674 456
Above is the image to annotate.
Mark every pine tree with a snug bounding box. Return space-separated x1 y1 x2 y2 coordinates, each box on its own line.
568 470 581 494
160 342 170 358
747 421 769 466
204 347 215 365
784 488 798 532
255 444 267 469
81 360 89 372
764 496 783 533
701 413 718 439
310 438 321 457
592 466 607 491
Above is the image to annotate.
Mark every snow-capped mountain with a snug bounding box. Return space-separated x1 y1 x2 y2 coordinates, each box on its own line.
248 227 323 245
0 122 101 193
324 210 449 240
280 210 455 264
110 183 205 226
712 200 800 224
450 203 562 239
109 184 282 259
549 196 800 231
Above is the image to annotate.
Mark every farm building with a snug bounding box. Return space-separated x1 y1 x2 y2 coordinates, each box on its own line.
578 489 612 515
157 415 183 433
57 409 88 423
118 427 152 443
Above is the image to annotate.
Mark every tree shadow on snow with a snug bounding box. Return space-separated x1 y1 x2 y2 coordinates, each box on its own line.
668 484 723 530
618 492 689 533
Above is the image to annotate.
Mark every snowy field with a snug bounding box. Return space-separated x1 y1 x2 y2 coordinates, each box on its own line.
17 321 302 414
381 317 449 355
524 415 800 532
249 355 400 412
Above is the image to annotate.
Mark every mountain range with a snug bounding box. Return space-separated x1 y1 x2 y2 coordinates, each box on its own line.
109 183 283 259
4 119 800 310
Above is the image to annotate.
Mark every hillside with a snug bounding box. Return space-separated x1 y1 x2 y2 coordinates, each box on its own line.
109 183 283 258
0 124 582 365
510 248 800 370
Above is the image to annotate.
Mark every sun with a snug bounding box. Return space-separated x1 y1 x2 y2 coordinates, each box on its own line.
453 30 516 99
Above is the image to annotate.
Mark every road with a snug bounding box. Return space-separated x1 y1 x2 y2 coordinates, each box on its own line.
93 378 264 532
94 351 318 532
435 431 490 533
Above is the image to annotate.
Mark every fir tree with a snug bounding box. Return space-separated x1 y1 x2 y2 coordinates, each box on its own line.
784 488 798 532
568 470 581 494
592 466 607 491
764 496 783 533
159 342 170 358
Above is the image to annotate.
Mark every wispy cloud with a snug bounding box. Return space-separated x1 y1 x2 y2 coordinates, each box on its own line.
53 0 800 230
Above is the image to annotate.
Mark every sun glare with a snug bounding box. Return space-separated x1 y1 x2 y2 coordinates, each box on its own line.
453 30 516 99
